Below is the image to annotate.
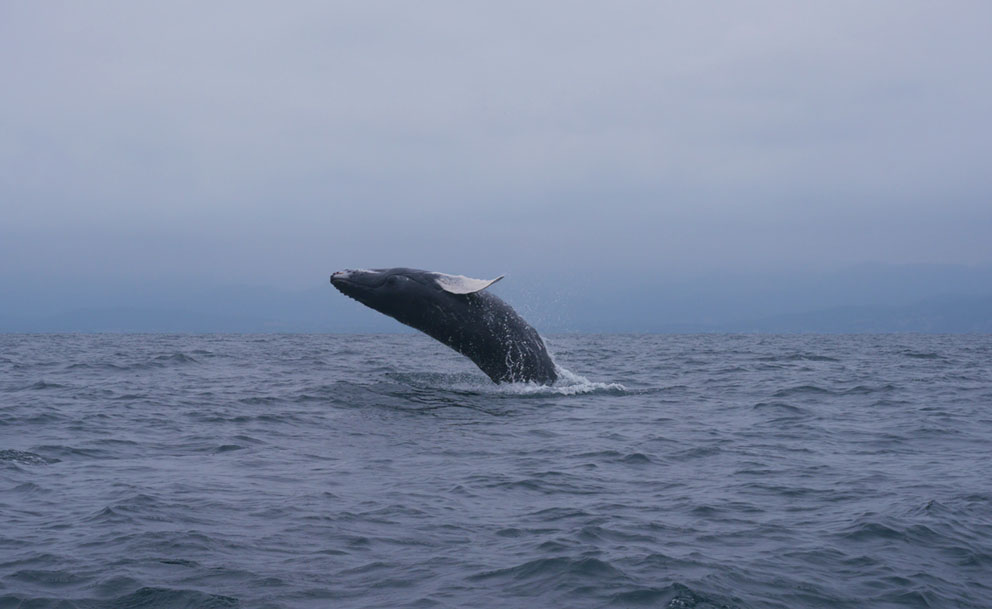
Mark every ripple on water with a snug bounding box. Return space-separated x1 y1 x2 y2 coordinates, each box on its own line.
1 333 990 609
0 450 60 465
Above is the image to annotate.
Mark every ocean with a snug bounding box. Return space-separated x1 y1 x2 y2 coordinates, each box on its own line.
1 333 990 608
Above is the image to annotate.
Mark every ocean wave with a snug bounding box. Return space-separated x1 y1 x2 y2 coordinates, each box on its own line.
2 333 990 609
610 582 740 608
469 555 626 583
0 449 60 465
380 367 626 398
0 586 239 609
771 384 833 398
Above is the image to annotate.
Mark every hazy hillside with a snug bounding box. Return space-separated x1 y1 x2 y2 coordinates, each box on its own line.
2 265 990 333
723 295 992 333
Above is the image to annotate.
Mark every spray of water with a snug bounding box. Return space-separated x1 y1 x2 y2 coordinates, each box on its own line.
430 365 625 397
385 334 625 396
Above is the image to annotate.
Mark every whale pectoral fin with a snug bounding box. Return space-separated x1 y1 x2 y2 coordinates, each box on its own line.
433 273 505 295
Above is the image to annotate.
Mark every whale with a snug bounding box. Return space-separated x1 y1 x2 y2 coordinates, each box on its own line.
330 268 558 384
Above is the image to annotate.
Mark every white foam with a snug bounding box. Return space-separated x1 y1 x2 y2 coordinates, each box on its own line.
388 368 625 396
462 367 626 396
549 366 627 395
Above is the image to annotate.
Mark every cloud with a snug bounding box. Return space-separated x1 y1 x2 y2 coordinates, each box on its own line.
1 1 990 288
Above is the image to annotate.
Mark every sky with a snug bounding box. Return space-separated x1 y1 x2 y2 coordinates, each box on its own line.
2 2 991 312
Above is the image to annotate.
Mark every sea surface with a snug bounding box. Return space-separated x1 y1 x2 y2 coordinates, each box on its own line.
2 333 991 609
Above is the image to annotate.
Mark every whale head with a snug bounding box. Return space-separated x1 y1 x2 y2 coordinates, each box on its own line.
331 268 425 321
330 267 504 327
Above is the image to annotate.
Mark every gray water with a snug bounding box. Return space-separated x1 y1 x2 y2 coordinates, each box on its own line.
2 333 991 608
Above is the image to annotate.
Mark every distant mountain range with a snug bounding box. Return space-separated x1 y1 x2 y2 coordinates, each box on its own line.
2 293 989 334
713 294 992 333
2 265 990 333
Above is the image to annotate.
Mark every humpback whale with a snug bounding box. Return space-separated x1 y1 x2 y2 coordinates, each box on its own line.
330 268 558 384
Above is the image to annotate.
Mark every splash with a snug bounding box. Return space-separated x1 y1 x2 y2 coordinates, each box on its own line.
387 367 625 397
550 366 626 395
465 366 626 397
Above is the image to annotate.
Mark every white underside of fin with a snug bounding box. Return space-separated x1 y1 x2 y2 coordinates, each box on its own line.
434 273 504 294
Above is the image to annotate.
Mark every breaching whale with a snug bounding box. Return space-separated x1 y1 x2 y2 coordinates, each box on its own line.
330 268 558 384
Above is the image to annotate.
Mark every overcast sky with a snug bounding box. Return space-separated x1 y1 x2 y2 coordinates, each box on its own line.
2 1 990 291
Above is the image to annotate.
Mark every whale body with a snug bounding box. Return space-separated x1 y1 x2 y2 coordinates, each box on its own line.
330 268 557 384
